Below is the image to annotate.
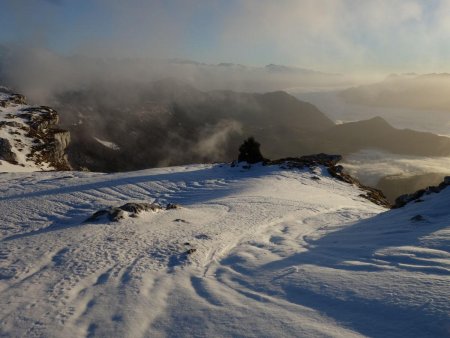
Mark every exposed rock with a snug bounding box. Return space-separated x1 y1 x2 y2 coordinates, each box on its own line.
266 153 342 168
195 234 210 240
166 203 181 210
411 214 425 222
0 121 25 129
0 138 17 163
85 202 162 222
120 202 161 214
0 93 26 108
0 90 71 170
329 167 390 208
393 176 450 208
9 94 26 105
20 106 59 133
184 248 196 255
40 129 71 170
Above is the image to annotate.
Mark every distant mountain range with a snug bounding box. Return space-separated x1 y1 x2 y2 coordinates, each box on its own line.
340 73 450 112
48 79 450 172
320 116 450 156
167 59 341 76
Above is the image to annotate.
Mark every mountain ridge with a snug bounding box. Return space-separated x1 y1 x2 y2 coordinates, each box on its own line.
49 80 450 172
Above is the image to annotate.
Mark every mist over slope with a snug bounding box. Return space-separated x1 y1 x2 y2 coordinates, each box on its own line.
340 73 450 113
53 80 334 171
0 46 351 104
46 79 450 172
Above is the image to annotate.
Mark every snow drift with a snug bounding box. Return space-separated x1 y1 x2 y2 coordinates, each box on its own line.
0 161 449 337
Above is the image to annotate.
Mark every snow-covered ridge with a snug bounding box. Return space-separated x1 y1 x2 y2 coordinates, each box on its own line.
394 175 450 208
0 162 448 337
0 89 70 172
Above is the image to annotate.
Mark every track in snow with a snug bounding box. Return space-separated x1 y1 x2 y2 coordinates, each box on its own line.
0 164 449 337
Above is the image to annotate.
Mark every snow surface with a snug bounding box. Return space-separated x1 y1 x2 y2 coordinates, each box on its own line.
0 163 449 337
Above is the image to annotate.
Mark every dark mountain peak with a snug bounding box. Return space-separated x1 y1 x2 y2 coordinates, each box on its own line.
322 116 450 157
260 90 293 100
333 116 392 131
363 116 391 127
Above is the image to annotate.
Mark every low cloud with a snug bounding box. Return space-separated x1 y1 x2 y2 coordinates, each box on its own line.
342 149 450 186
193 120 242 160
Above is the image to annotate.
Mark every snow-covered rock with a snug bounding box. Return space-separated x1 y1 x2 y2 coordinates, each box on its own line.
0 89 71 172
0 163 448 337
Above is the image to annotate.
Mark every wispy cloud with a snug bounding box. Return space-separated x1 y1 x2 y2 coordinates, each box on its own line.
2 1 450 72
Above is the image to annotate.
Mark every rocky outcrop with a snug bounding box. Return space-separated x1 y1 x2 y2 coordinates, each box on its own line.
0 138 17 163
266 153 342 168
327 165 391 208
0 93 26 107
393 176 450 208
85 202 163 222
0 89 71 171
85 202 182 222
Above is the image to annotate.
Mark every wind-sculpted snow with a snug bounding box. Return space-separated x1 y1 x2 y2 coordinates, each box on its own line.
0 164 449 337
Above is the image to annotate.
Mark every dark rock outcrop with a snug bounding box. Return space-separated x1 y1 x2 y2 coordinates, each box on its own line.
166 203 181 210
267 153 342 168
0 138 17 163
0 90 71 170
0 93 26 107
410 214 425 222
85 202 162 222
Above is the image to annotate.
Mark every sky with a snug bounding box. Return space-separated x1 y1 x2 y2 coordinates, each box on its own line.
1 0 450 73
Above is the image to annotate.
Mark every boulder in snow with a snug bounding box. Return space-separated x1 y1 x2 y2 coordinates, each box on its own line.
85 202 162 222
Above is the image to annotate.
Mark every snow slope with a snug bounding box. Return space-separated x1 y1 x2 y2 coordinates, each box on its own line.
0 163 449 337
